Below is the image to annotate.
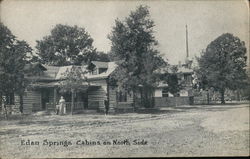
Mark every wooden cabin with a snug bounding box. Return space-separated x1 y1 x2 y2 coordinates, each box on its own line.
15 61 134 114
154 58 194 98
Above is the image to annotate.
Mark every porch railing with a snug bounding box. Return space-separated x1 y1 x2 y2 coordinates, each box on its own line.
65 102 84 112
0 104 20 114
46 102 85 113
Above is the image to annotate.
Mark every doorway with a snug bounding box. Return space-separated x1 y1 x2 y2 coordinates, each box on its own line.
41 89 50 110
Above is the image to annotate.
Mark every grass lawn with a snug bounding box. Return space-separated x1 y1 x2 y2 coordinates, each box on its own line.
0 103 249 158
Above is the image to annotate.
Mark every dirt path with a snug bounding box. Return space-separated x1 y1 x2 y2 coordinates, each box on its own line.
0 104 249 158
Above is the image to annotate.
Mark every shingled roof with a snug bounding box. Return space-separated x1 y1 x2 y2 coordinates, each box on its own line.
37 61 117 81
91 61 109 68
43 66 60 79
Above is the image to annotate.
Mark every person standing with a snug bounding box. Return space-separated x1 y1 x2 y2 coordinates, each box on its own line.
59 96 66 115
104 99 109 115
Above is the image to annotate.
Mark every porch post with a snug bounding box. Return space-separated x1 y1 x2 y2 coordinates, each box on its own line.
106 78 114 113
53 88 57 109
71 89 74 115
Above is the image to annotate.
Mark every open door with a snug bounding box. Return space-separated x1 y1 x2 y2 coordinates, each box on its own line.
41 89 50 110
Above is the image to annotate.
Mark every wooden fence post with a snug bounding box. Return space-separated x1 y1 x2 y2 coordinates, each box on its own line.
71 89 74 115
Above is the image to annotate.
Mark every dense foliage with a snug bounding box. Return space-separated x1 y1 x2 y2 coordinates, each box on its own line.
59 66 89 114
159 66 183 96
108 6 166 107
196 33 247 103
36 24 96 66
0 23 33 112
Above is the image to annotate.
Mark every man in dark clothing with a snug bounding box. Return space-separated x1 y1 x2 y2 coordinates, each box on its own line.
104 99 109 115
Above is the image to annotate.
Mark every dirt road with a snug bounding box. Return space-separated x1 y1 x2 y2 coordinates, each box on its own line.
0 103 249 158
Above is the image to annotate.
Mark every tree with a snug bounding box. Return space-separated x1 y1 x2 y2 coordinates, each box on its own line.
59 66 89 114
108 5 166 108
196 33 247 104
36 24 96 66
160 66 182 96
92 51 110 62
0 23 33 115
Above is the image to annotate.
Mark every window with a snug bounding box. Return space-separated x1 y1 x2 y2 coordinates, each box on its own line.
4 92 15 105
23 92 27 97
162 88 169 97
184 74 192 84
99 68 107 74
91 69 97 75
117 91 127 102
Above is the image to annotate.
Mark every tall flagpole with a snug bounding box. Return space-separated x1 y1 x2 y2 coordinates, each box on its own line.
185 24 189 58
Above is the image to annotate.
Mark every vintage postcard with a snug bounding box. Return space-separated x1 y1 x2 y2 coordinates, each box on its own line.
0 0 249 158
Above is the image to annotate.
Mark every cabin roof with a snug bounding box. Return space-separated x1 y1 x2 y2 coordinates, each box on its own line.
34 62 117 81
24 62 47 71
157 82 169 88
155 65 193 74
29 81 99 88
43 65 60 79
177 67 193 74
87 62 117 79
91 61 109 68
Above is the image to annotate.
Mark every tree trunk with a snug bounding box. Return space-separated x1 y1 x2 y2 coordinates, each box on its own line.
19 95 23 113
236 89 240 101
142 87 154 108
151 91 155 108
71 89 74 115
207 91 210 105
3 94 8 119
132 91 136 112
175 96 177 106
220 89 225 104
144 89 150 108
140 88 143 108
0 93 2 108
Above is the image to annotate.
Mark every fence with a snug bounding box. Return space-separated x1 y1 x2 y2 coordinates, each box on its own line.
46 102 85 113
154 97 192 107
0 104 20 114
115 102 134 112
65 102 84 112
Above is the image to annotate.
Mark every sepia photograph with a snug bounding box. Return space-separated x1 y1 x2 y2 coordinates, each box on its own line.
0 0 249 158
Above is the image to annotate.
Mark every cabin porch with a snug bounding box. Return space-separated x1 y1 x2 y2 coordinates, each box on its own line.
22 82 110 114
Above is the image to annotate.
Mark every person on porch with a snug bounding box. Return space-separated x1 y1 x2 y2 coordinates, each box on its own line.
59 96 66 115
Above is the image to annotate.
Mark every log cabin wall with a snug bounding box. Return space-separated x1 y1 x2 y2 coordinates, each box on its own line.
108 86 118 111
88 86 107 110
126 92 134 103
14 94 20 111
108 82 134 112
48 90 54 103
22 90 42 114
114 88 134 112
87 78 107 111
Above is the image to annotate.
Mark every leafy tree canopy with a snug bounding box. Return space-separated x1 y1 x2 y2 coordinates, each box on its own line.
108 5 166 90
92 51 111 62
159 66 183 96
0 23 32 96
196 33 247 103
36 24 96 66
59 66 89 93
58 66 89 114
108 5 167 107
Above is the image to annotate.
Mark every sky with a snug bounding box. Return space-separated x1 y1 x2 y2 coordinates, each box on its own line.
0 0 249 65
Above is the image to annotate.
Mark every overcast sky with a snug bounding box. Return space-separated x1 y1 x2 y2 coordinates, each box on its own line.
0 0 249 64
